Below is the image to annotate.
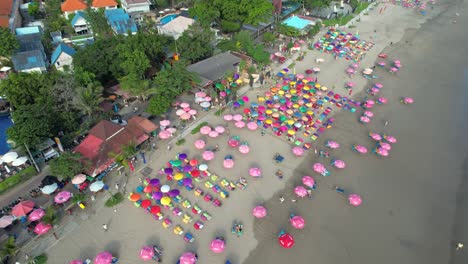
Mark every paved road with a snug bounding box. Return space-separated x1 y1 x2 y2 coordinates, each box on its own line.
0 167 49 208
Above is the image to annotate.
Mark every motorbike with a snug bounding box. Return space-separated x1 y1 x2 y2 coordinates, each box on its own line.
153 245 163 262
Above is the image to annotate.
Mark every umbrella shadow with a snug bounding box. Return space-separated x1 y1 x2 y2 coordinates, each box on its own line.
79 246 96 260
104 240 121 257
145 235 161 246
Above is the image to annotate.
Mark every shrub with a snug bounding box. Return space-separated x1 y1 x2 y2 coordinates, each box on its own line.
190 121 208 135
32 254 48 264
262 32 276 44
214 108 226 116
175 138 186 146
221 20 241 33
105 192 124 207
0 166 37 194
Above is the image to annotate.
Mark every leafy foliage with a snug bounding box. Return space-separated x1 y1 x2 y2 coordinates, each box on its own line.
0 72 51 107
105 192 124 207
177 22 215 63
220 20 241 33
152 60 200 98
85 8 113 39
27 1 40 17
0 27 19 57
49 152 84 180
277 24 301 37
71 193 87 204
108 142 137 168
304 0 331 9
262 32 276 44
41 206 58 225
30 254 48 264
0 236 17 262
218 31 270 65
146 95 172 116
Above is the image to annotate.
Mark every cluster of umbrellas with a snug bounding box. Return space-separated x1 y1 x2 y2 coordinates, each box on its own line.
223 113 258 131
199 125 226 138
158 126 177 140
176 102 198 120
368 132 398 157
0 200 52 235
70 251 116 264
314 28 374 62
194 91 212 110
0 152 29 167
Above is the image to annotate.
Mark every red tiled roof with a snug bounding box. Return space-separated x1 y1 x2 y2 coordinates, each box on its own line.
92 0 118 8
0 17 9 28
0 0 13 16
61 0 87 12
88 120 124 141
128 116 158 134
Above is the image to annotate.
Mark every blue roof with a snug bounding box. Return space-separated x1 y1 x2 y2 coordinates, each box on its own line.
15 26 41 36
12 50 47 72
104 9 137 35
51 44 76 65
282 16 311 30
71 11 87 27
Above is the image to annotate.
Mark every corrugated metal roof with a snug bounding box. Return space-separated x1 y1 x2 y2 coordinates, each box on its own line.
51 43 76 64
105 8 137 35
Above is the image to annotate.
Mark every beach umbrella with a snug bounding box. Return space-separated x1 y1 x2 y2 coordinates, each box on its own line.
176 109 185 116
331 159 346 169
345 81 355 88
140 246 154 260
150 206 161 215
374 83 383 88
160 197 171 206
2 152 18 163
389 67 398 73
360 116 371 123
249 167 261 177
72 174 86 184
379 142 392 151
377 61 386 67
202 151 215 161
149 178 160 186
141 199 151 209
180 113 191 120
188 109 197 116
41 183 58 195
363 68 373 75
89 181 105 192
346 68 355 74
130 193 141 202
167 127 177 134
376 148 389 157
302 176 315 188
210 238 225 253
316 58 325 63
290 215 305 229
313 67 320 73
194 139 206 149
164 167 173 174
152 192 162 200
159 120 170 127
94 252 113 264
54 191 72 204
195 91 206 98
325 140 340 149
313 163 325 174
178 153 187 160
384 135 397 144
208 131 219 138
402 97 414 104
239 144 250 154
182 178 192 186
247 122 258 130
70 260 83 264
180 102 190 109
160 184 170 193
377 97 388 104
158 130 171 139
200 126 212 135
348 194 362 207
174 173 184 181
28 208 45 222
292 147 304 156
363 110 374 117
198 163 208 171
369 133 383 141
351 63 359 69
235 121 245 128
0 215 14 228
223 114 233 121
215 126 225 133
179 252 197 264
233 114 243 121
34 222 52 235
252 205 267 218
278 232 294 248
189 159 198 166
223 159 234 169
12 156 28 166
294 186 308 197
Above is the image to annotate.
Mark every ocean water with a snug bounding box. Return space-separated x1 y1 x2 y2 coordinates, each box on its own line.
0 115 13 154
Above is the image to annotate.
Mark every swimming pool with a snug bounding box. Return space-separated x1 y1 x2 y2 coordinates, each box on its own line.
283 16 311 30
160 14 178 25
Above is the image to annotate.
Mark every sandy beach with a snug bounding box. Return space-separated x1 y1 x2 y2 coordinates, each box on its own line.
36 0 468 263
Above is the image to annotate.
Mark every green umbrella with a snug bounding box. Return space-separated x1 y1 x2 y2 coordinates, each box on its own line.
279 98 286 104
279 115 287 122
226 89 231 94
299 106 307 113
291 96 298 102
215 83 222 89
173 160 182 167
282 85 289 91
311 88 317 93
238 100 244 106
231 83 237 87
350 108 356 113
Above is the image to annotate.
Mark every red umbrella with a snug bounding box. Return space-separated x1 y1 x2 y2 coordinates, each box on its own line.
11 200 34 217
278 233 295 248
141 199 151 209
191 170 200 178
150 205 161 215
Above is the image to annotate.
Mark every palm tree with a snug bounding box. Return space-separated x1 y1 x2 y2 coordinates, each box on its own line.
71 193 87 204
73 82 104 117
0 236 18 262
41 206 58 226
108 142 137 169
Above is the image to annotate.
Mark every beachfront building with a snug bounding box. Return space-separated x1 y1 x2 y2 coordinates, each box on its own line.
11 26 47 73
51 43 76 71
105 8 138 36
61 0 118 17
71 11 92 34
158 16 195 40
121 0 151 14
74 117 157 176
0 0 22 32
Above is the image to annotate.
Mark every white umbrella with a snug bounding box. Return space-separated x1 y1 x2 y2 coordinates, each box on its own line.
41 183 58 195
89 181 105 192
2 152 18 163
12 157 28 166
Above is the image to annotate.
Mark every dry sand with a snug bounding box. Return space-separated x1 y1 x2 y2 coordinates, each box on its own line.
41 0 468 263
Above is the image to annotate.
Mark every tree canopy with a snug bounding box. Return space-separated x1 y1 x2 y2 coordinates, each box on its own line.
177 22 215 63
49 152 85 179
218 31 270 65
0 28 19 58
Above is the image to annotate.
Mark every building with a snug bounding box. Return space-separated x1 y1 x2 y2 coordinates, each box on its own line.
51 43 76 71
186 52 243 87
105 8 138 36
61 0 117 17
0 0 22 32
11 26 47 73
121 0 151 14
70 11 91 34
158 16 194 40
74 118 155 176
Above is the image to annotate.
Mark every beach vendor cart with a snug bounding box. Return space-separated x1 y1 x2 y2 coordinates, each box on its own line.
174 225 184 235
184 232 195 243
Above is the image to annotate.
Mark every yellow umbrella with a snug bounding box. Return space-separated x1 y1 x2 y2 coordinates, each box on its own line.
265 109 273 115
286 120 294 125
321 86 328 91
258 97 265 102
161 197 171 206
287 130 296 135
306 110 314 115
236 79 242 84
293 104 299 109
265 119 273 124
174 173 184 181
303 86 310 91
305 103 312 108
290 81 296 86
278 90 285 96
303 94 310 99
315 83 321 88
290 89 297 94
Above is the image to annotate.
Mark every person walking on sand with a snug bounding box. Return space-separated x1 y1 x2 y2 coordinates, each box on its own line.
102 224 108 231
279 196 285 203
384 120 389 126
456 243 464 250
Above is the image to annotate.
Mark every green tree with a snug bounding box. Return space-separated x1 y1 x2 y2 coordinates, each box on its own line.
108 142 137 168
0 28 19 57
27 1 40 17
146 95 173 116
177 22 215 63
29 254 48 264
0 236 18 262
73 82 104 117
250 45 270 65
220 20 241 33
86 8 113 39
41 206 58 226
152 60 200 98
118 73 151 96
119 50 150 79
71 193 87 204
239 0 273 26
49 152 84 180
189 0 220 27
262 32 276 44
0 72 52 107
43 0 68 32
304 0 331 9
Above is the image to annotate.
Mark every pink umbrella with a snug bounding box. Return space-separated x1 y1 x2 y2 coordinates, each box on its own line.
403 97 414 104
389 67 398 73
374 83 383 88
242 96 249 102
353 145 368 154
366 100 375 105
34 222 52 235
204 96 212 102
194 139 206 149
377 97 388 104
292 147 304 156
158 130 171 139
210 238 225 253
70 260 83 264
363 111 374 117
208 131 219 138
384 135 397 143
394 60 401 65
28 208 45 221
290 215 305 229
348 194 362 207
294 186 308 197
376 148 389 157
188 109 198 115
326 140 340 149
302 176 315 188
346 68 355 74
159 120 170 127
369 133 382 141
167 127 177 134
379 142 392 150
296 74 304 79
351 63 359 68
180 102 190 109
252 205 267 218
345 81 355 87
202 151 214 161
54 191 72 204
179 252 197 264
313 163 325 174
215 126 225 133
249 167 262 177
223 114 233 121
233 114 243 121
200 126 212 135
235 121 245 128
94 252 113 264
370 87 380 94
247 122 258 131
223 159 234 168
228 138 240 148
239 145 250 154
140 246 155 260
176 109 186 116
195 91 206 98
180 113 191 120
332 159 346 169
71 174 86 184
